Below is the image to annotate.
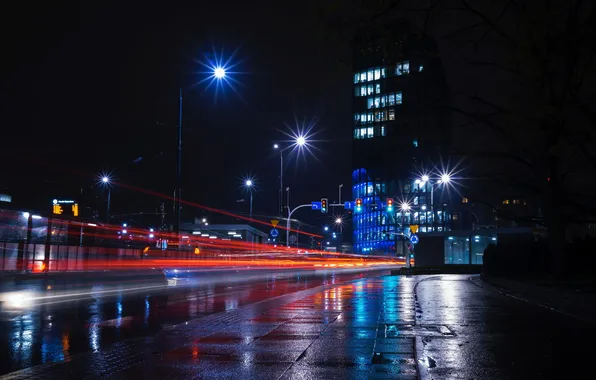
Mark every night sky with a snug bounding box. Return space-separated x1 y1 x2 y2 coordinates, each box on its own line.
1 1 544 228
1 1 355 227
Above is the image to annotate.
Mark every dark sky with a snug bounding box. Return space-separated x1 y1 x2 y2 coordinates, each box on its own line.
1 1 354 227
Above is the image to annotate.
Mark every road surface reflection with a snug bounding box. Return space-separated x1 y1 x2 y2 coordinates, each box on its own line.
0 268 391 375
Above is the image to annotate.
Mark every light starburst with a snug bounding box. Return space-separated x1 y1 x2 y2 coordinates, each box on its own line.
192 47 245 103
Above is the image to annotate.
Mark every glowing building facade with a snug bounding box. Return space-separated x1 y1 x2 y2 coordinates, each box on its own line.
351 21 452 254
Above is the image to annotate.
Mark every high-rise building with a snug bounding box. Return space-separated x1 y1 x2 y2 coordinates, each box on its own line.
351 21 452 254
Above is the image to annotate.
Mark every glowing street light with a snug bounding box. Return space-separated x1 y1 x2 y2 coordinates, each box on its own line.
243 178 255 218
440 173 451 184
273 134 311 215
175 51 241 250
421 174 429 183
214 67 226 79
400 202 411 211
335 217 342 224
98 173 112 223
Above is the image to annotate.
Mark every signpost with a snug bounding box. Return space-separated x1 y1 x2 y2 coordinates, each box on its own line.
270 228 279 238
410 224 419 234
271 219 279 227
344 201 354 210
311 201 322 210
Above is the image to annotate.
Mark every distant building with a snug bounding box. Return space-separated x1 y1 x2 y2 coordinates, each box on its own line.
351 20 452 254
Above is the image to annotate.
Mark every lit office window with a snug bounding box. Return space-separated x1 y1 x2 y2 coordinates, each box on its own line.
388 93 395 106
367 97 374 109
368 69 374 81
388 108 395 120
354 73 360 83
360 72 367 82
396 91 403 104
381 126 386 136
396 61 410 75
419 65 424 72
413 139 418 147
374 68 381 80
367 84 374 95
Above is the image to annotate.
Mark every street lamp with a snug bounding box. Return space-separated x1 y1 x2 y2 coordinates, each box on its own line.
273 134 309 216
243 178 254 218
99 174 112 223
418 172 451 231
175 65 228 248
214 67 226 79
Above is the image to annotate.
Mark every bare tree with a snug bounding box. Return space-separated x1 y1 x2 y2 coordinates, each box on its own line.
320 0 596 274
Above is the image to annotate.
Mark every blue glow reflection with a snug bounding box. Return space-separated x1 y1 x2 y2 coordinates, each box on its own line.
88 299 101 352
144 296 150 327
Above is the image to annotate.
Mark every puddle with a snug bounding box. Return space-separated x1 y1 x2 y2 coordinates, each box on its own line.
418 356 437 368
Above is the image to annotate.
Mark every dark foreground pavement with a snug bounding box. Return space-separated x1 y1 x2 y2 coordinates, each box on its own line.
1 273 596 379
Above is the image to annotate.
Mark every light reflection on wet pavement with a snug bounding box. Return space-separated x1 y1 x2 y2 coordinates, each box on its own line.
0 269 381 376
2 273 596 379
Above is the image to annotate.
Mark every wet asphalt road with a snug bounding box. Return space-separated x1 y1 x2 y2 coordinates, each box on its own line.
1 272 596 379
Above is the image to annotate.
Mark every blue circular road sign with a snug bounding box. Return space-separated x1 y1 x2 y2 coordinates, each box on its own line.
270 228 279 238
410 234 419 244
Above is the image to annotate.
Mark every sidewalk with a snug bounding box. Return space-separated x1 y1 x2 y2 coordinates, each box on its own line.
476 274 596 324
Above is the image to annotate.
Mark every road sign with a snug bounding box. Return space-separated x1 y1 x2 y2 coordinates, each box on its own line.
311 201 322 210
344 201 354 209
410 224 419 234
410 234 419 244
270 228 279 238
271 219 279 227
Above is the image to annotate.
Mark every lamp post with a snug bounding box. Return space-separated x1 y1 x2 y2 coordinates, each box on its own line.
335 216 343 234
101 176 111 223
416 173 451 231
175 66 227 248
244 179 254 219
273 135 307 217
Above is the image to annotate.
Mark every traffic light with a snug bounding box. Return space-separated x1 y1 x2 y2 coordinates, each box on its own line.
355 198 362 213
321 198 328 213
387 198 394 212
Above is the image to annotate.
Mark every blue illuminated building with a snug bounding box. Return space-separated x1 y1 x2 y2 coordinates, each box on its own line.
351 20 452 254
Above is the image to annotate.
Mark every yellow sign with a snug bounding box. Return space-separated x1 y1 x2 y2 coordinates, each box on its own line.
271 219 279 227
52 204 63 215
72 204 79 216
410 224 419 234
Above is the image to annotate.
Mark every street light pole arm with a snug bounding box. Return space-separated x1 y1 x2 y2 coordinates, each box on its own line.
286 203 312 247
